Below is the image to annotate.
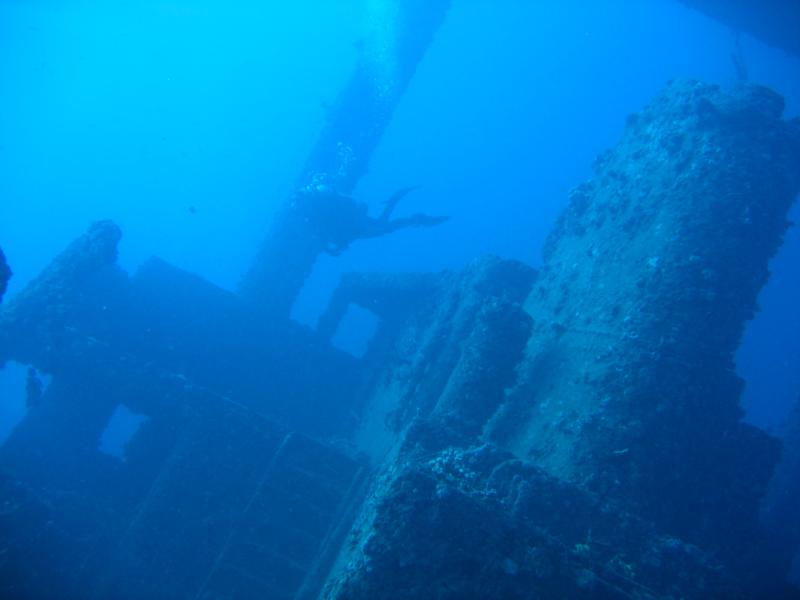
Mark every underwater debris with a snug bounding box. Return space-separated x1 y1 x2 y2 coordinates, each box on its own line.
317 271 443 341
325 442 738 599
0 220 122 369
0 2 797 593
2 79 798 599
324 81 800 599
0 222 368 597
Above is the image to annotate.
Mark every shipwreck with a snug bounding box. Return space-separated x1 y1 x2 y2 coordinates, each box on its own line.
1 1 800 598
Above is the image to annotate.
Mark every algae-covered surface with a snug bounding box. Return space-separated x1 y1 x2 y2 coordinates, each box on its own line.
1 3 800 599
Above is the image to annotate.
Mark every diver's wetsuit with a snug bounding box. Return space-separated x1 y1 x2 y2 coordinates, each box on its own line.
293 186 448 256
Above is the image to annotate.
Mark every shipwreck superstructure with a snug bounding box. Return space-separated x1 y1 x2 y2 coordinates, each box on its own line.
1 3 800 599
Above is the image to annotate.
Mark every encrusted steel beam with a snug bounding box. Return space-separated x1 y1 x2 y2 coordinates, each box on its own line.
240 0 452 318
487 82 800 571
0 220 122 370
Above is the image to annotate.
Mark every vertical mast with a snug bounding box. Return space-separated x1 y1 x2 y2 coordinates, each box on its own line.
240 0 452 318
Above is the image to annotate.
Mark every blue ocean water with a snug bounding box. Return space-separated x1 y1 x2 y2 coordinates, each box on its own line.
3 1 797 434
1 1 800 597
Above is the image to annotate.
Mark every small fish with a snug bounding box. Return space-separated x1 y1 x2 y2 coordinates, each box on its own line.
188 205 197 215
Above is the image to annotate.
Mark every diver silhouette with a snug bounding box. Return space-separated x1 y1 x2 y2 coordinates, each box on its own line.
292 185 449 256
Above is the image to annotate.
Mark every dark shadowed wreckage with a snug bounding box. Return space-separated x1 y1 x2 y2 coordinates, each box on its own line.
2 2 800 599
0 248 11 303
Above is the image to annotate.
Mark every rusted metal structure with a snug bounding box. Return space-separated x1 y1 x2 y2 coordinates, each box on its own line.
1 3 800 598
239 0 452 319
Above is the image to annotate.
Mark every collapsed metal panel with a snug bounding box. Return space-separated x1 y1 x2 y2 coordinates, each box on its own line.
0 347 366 599
0 220 369 599
97 409 366 600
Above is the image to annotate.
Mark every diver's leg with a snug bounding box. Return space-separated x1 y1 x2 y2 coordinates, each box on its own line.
381 214 449 234
378 186 420 222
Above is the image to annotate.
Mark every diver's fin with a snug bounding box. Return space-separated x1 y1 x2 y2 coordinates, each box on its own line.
409 214 449 227
381 214 450 235
379 186 420 221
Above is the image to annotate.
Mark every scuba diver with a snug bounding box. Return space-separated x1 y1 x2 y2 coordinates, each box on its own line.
291 184 449 256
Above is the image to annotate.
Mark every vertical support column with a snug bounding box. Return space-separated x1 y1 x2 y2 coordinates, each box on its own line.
487 82 800 553
239 0 452 319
